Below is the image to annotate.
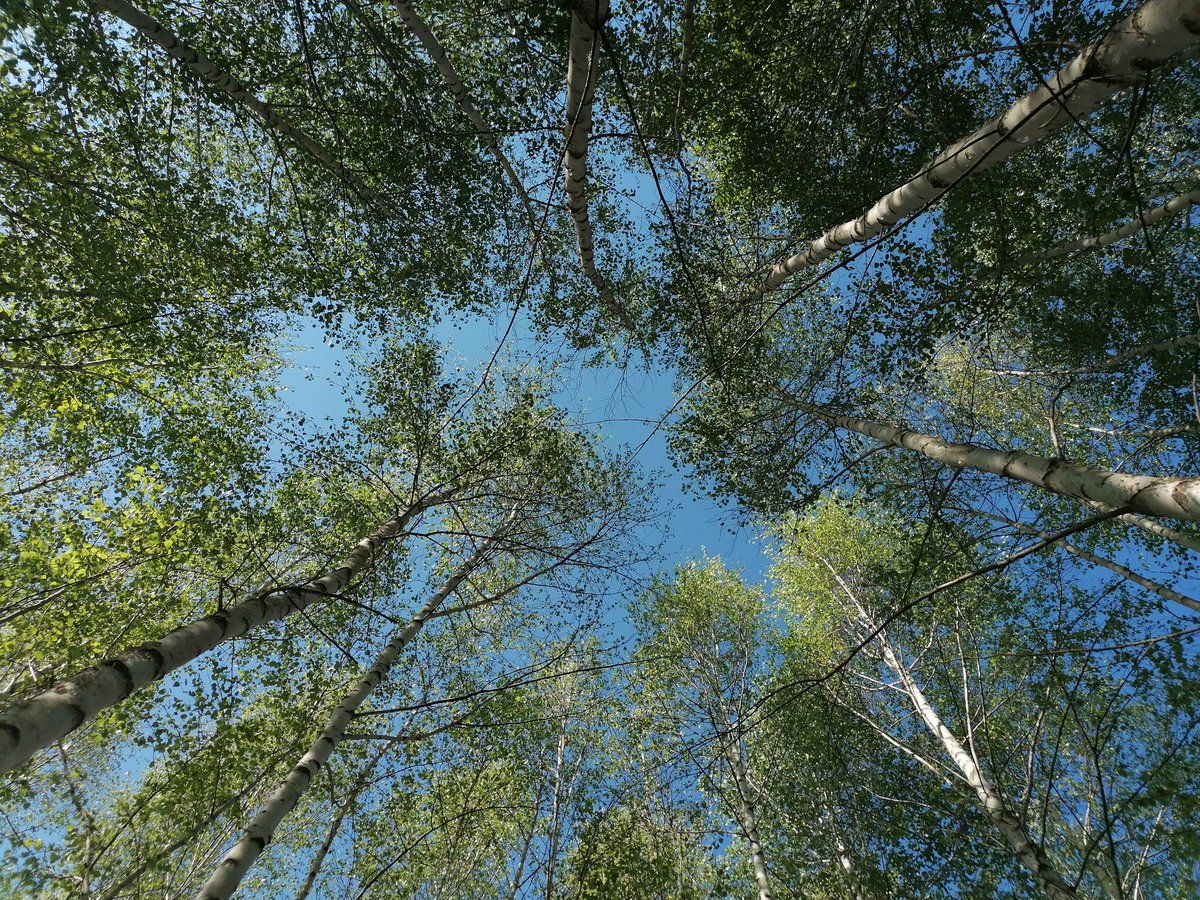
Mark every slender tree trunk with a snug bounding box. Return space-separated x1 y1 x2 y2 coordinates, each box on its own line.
542 720 570 900
817 789 866 900
564 0 636 332
93 0 390 213
1009 187 1200 266
671 0 694 139
984 333 1200 377
195 528 506 900
722 736 773 900
959 507 1200 613
1086 502 1200 553
858 611 1077 900
384 0 537 225
293 737 397 900
749 0 1200 298
0 491 449 775
793 399 1200 521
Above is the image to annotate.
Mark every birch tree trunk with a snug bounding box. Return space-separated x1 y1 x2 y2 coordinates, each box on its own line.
984 333 1200 376
672 0 694 138
0 491 448 775
1010 187 1200 266
959 507 1200 613
195 528 505 900
792 399 1200 521
722 736 773 900
749 0 1200 298
844 592 1078 900
874 628 1077 898
564 0 636 332
386 0 537 224
93 0 390 213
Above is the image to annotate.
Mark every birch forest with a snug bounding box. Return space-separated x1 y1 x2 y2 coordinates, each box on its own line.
3 0 1200 896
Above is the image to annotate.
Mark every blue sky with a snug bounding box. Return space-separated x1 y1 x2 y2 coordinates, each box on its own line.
277 310 772 600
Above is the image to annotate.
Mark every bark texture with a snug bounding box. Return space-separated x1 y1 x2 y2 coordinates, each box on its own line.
95 0 389 212
388 0 536 223
564 0 636 332
723 739 773 900
1011 187 1200 265
871 628 1078 900
750 0 1200 298
195 532 502 899
796 400 1200 521
963 508 1200 613
0 494 444 775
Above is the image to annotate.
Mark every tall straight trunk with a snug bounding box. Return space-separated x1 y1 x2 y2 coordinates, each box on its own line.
384 0 537 225
793 399 1200 521
867 623 1078 899
195 528 506 900
750 0 1200 298
94 0 390 213
0 491 448 775
542 720 570 900
722 736 773 900
1086 502 1200 553
563 0 635 332
817 788 866 900
671 0 694 138
984 333 1200 376
1010 188 1200 266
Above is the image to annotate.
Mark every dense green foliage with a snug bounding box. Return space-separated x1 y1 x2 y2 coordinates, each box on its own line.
1 0 1199 896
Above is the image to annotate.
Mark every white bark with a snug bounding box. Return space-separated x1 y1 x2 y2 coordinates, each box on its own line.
827 567 1078 900
794 399 1200 521
672 0 695 138
873 630 1078 899
1087 502 1200 553
750 0 1200 298
95 0 391 213
564 0 635 332
0 492 449 775
723 738 773 900
961 507 1200 614
986 333 1200 376
1011 187 1200 265
194 529 504 900
387 0 537 224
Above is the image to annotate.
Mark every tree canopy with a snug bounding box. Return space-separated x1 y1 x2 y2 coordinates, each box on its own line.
2 0 1199 896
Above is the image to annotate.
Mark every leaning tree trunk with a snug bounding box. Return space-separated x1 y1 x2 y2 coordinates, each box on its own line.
749 0 1200 299
94 0 391 213
793 399 1200 521
0 491 450 775
194 527 506 900
671 0 694 139
385 0 537 224
861 615 1077 900
959 507 1200 614
1009 187 1200 266
563 0 636 332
